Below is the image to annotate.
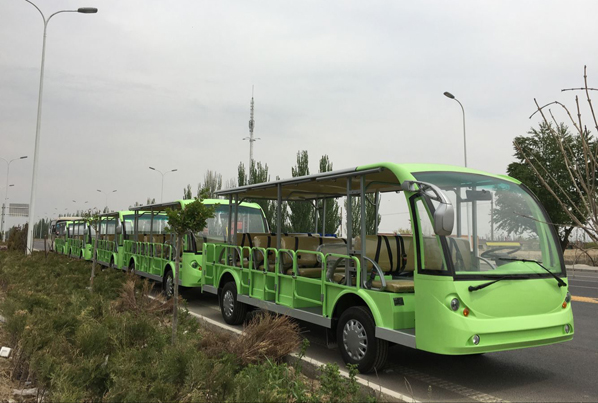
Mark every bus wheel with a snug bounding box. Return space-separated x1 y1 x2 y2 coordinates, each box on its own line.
109 257 115 269
128 260 135 274
337 306 388 374
163 270 174 299
79 251 83 260
220 282 247 325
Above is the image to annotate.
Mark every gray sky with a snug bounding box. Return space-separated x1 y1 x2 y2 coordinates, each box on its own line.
1 0 597 232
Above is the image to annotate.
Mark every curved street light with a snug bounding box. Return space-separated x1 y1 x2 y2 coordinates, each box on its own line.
443 91 467 167
444 91 474 252
97 189 116 211
149 167 177 203
24 0 98 255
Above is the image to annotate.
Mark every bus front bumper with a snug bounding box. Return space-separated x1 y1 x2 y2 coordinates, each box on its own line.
419 309 574 355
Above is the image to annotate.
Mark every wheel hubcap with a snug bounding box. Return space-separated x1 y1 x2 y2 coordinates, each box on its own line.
166 276 174 297
223 290 235 317
343 319 368 360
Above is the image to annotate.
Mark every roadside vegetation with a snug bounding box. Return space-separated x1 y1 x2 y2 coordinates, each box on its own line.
0 247 376 402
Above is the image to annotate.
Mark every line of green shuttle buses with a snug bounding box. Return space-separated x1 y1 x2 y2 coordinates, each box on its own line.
49 162 574 373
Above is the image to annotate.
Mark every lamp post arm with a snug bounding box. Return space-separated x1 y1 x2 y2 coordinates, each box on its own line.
454 98 467 168
23 0 46 23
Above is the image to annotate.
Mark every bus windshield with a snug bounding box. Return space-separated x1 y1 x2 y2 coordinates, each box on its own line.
132 214 169 234
195 205 266 240
412 171 563 276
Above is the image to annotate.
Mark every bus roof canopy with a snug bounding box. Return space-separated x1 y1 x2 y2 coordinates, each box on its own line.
215 162 519 201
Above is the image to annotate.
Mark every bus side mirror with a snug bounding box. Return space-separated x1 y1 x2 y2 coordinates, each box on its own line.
402 180 454 236
434 202 454 236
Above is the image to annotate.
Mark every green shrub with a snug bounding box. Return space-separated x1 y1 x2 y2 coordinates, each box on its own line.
0 251 375 402
6 224 27 252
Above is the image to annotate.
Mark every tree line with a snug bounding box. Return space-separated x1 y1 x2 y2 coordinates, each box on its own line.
182 151 380 236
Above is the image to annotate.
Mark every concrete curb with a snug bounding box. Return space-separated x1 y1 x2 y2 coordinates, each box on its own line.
566 264 598 273
185 309 416 402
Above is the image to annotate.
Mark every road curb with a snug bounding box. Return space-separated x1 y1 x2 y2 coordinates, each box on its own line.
185 309 416 402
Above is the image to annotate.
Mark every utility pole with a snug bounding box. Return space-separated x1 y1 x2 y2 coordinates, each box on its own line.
243 86 260 182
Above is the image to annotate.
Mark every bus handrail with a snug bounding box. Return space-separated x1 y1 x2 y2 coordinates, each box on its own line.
363 256 386 291
324 253 362 287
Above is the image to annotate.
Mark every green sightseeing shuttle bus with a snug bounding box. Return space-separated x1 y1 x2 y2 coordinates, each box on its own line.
67 218 95 260
200 162 574 373
95 210 136 269
123 199 268 297
50 217 82 255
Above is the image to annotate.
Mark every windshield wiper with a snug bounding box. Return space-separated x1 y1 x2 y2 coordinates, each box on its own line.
468 274 531 292
468 277 506 292
498 258 567 287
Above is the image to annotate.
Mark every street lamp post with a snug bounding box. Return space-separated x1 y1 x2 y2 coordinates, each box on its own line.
444 91 475 255
443 91 467 167
73 200 88 215
97 190 116 211
24 0 98 255
149 167 177 203
1 156 28 242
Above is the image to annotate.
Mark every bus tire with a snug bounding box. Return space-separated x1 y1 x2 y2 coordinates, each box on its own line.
128 259 135 274
109 257 115 269
220 282 247 325
337 306 388 374
163 269 174 299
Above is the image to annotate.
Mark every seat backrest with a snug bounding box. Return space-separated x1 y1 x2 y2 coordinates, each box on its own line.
403 236 444 272
283 235 347 267
252 234 277 267
355 235 411 274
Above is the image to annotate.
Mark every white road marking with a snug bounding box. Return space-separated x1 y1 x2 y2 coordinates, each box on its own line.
569 285 598 290
392 365 508 403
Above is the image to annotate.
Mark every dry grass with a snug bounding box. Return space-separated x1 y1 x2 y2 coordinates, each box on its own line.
112 277 176 316
198 312 302 366
230 313 302 366
0 325 15 402
563 248 598 266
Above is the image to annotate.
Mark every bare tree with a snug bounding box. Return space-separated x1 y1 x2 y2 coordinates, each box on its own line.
518 66 598 244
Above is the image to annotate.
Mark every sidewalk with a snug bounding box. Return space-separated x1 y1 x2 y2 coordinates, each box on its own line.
566 263 598 272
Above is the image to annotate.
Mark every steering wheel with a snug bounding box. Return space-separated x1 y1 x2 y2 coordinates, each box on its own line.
481 245 521 260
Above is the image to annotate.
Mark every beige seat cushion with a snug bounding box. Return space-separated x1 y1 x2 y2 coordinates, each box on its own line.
372 279 414 293
332 273 414 293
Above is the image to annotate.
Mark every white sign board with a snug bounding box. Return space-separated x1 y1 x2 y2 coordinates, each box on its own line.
9 203 29 217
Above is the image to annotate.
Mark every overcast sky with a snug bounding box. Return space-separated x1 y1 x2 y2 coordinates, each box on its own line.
1 0 597 232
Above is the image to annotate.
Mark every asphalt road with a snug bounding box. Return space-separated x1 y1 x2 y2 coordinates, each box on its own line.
180 269 598 402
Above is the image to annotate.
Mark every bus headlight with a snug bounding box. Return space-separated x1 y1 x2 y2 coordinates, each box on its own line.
472 334 480 345
190 260 200 269
450 298 460 311
564 324 571 334
565 292 571 303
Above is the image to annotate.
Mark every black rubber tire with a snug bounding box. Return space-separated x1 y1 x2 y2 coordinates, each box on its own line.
220 282 248 325
128 259 135 274
109 257 115 269
163 269 174 299
337 306 389 374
